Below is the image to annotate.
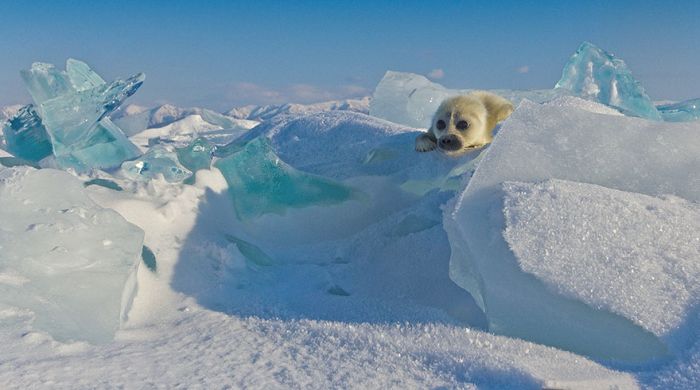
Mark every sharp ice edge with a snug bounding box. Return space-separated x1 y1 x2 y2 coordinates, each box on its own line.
214 136 359 219
3 59 142 171
0 167 143 343
121 145 192 183
555 42 662 120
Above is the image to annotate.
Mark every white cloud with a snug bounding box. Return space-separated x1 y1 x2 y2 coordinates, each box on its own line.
288 84 336 102
224 82 286 104
339 84 369 96
516 65 530 74
427 68 445 80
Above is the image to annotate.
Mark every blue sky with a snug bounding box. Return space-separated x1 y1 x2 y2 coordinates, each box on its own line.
2 0 699 111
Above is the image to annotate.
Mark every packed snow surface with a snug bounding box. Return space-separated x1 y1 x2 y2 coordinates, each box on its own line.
503 179 700 344
0 105 647 388
446 99 700 362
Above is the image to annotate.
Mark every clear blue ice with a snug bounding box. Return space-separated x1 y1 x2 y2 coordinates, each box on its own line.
214 137 358 219
555 42 662 120
3 59 143 171
176 137 216 173
122 145 192 183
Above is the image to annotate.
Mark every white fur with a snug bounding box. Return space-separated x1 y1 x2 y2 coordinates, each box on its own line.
415 91 514 157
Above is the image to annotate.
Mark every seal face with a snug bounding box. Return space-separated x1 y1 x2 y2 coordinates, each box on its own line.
415 91 514 157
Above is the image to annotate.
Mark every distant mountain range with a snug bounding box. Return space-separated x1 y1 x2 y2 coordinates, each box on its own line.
113 96 371 134
110 104 258 136
1 97 372 139
225 96 370 121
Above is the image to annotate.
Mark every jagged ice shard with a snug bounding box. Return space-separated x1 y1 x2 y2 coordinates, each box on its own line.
121 145 192 183
555 42 662 120
176 137 215 173
214 137 359 219
3 105 53 162
2 59 142 171
0 167 144 343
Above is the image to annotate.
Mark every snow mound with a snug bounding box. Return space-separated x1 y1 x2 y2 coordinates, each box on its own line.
0 167 143 343
0 309 638 389
115 104 258 137
129 113 258 152
129 114 222 148
542 95 623 116
233 110 467 183
504 179 700 342
446 98 700 363
114 104 259 136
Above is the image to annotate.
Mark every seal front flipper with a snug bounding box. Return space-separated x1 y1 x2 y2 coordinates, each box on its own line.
415 132 437 152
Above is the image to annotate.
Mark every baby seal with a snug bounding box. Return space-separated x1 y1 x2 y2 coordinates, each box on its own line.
415 91 514 157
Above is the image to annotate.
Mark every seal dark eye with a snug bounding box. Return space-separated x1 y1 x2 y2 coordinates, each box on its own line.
436 120 446 130
456 120 469 130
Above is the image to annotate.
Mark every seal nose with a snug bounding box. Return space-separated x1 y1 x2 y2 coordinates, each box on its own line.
439 135 462 151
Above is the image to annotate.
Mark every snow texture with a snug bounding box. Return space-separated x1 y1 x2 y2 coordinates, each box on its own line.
230 110 466 183
503 179 700 344
445 98 700 362
0 143 634 389
0 307 638 389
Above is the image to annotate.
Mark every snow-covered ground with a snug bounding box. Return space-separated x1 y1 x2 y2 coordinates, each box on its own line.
2 49 700 388
0 165 637 389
